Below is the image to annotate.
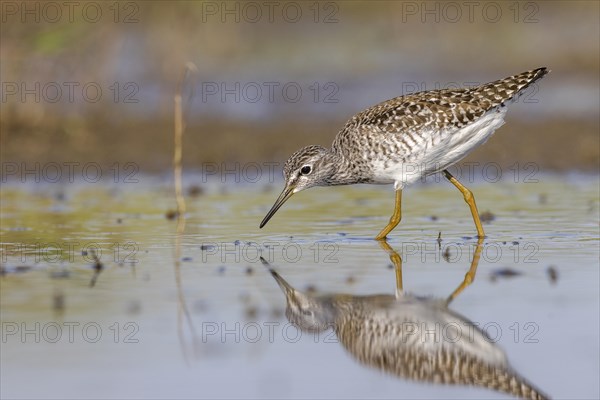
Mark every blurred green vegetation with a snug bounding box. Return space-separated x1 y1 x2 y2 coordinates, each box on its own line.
1 1 598 171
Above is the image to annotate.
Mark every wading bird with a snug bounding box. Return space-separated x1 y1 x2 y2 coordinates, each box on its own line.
260 68 548 239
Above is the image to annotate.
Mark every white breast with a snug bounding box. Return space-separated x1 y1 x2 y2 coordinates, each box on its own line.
372 108 507 189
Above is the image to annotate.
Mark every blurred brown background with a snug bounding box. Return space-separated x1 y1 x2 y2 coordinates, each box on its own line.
1 1 598 173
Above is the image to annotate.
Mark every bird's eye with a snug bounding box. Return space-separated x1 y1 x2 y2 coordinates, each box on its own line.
300 165 312 175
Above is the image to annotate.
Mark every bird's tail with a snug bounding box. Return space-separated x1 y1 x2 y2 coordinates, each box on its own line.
484 367 551 400
476 67 549 106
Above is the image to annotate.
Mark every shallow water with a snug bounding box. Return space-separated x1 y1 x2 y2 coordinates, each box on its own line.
1 174 599 399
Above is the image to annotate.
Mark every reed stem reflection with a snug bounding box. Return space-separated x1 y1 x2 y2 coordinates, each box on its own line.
172 63 198 364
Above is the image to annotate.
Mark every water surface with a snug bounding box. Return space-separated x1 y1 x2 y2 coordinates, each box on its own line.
1 174 599 399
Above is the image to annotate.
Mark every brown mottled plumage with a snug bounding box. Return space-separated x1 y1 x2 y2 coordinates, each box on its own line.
260 68 549 238
268 269 549 400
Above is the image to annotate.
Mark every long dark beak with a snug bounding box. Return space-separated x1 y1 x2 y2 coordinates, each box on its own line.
260 257 294 295
259 185 295 228
269 268 295 294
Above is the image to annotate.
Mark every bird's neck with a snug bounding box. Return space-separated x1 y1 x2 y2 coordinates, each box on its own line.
323 148 362 186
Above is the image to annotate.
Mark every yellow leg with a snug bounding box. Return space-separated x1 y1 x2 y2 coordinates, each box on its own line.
375 189 402 241
443 170 485 238
446 238 484 305
377 240 403 298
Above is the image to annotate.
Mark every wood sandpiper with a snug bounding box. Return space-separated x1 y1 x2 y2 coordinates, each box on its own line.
262 245 549 399
260 68 549 239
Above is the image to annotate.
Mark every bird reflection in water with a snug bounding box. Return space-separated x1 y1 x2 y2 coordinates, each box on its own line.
263 239 549 400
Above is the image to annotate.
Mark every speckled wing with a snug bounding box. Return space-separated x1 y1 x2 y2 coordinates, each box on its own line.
331 68 548 181
334 296 550 399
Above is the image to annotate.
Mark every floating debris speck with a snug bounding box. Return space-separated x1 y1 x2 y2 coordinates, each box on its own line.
126 300 142 315
443 247 452 262
490 268 522 282
165 210 179 220
53 290 65 313
547 266 559 284
15 265 32 273
89 250 104 288
480 211 495 223
193 299 209 314
50 269 70 279
187 185 204 197
244 306 259 320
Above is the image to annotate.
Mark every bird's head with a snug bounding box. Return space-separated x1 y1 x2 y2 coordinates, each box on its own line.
268 267 334 332
260 145 332 228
